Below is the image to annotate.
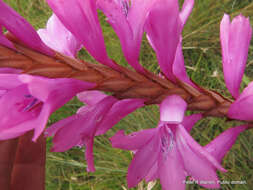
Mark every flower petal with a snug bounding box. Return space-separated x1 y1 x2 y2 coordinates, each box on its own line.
145 0 181 81
19 74 95 110
77 90 107 106
158 143 186 190
160 95 187 124
32 103 52 141
83 137 96 172
228 82 253 121
45 114 79 137
46 0 117 69
110 128 156 151
127 131 160 188
97 0 143 72
38 14 82 57
144 161 158 182
176 125 221 189
177 125 226 172
51 96 116 172
172 39 197 88
0 74 23 89
96 98 145 135
0 85 38 131
204 125 247 162
180 0 194 27
220 14 252 98
182 114 202 132
50 115 87 152
0 0 53 55
126 0 156 72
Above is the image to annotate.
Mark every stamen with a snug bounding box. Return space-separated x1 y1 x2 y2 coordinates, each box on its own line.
161 127 174 155
121 0 129 16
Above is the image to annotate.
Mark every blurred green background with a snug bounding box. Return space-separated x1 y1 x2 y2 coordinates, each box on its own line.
3 0 253 189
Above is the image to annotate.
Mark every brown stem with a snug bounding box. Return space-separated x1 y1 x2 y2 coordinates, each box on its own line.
0 138 18 189
0 40 232 118
10 131 46 190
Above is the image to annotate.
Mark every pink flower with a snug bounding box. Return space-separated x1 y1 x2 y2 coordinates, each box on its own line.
220 14 252 98
97 0 155 73
145 0 196 86
220 14 253 121
111 95 246 189
0 74 95 141
228 82 253 121
145 0 181 81
38 14 82 58
45 90 144 172
0 0 53 55
46 0 119 70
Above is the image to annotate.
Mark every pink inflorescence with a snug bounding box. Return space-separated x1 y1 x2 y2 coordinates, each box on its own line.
0 0 252 189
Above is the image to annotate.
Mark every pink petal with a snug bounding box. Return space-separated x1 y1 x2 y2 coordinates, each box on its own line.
158 143 186 190
180 0 194 27
176 125 221 189
182 114 202 132
145 0 181 81
0 74 23 89
0 85 38 130
172 39 197 88
0 99 44 141
110 128 156 150
84 137 95 172
176 125 226 172
96 98 145 135
38 14 82 57
126 0 156 72
50 115 87 152
0 0 53 55
45 114 79 137
144 161 158 182
51 96 117 172
228 82 253 120
77 90 107 106
32 103 52 141
204 125 247 162
127 132 160 188
220 14 252 98
46 0 118 69
97 0 144 72
160 95 187 124
19 74 95 109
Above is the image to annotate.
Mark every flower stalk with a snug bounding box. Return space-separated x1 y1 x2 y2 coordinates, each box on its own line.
1 37 232 118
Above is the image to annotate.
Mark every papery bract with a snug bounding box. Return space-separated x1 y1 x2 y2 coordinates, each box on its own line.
220 14 252 98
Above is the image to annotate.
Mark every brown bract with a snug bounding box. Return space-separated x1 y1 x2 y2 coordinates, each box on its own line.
0 37 232 118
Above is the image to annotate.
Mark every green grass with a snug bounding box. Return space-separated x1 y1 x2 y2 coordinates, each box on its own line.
3 0 253 189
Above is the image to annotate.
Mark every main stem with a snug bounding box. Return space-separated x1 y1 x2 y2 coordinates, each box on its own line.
0 40 233 118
